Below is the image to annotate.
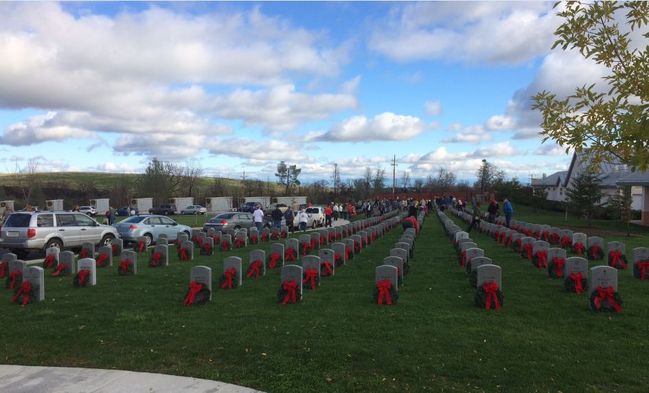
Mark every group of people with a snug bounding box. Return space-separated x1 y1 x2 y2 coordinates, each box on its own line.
467 197 514 233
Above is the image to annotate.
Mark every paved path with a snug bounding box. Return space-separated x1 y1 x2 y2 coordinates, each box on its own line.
0 365 264 393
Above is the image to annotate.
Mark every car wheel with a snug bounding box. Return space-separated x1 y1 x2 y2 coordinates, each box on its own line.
143 233 153 247
44 238 64 252
311 221 316 229
234 225 241 230
100 234 115 247
183 230 191 239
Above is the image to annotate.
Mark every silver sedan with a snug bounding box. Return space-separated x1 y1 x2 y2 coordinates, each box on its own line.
113 215 191 246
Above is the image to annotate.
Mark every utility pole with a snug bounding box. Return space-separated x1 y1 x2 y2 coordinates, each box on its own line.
391 155 397 199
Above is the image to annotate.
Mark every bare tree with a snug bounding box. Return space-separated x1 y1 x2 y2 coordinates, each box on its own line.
401 171 411 191
373 167 386 194
14 158 40 205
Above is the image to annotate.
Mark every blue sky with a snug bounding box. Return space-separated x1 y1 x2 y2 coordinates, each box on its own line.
0 2 608 183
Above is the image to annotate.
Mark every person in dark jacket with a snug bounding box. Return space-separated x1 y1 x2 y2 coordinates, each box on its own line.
467 200 482 233
271 206 283 229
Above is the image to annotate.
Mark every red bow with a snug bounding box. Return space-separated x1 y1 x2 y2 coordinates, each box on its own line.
505 235 512 247
150 252 162 267
285 248 297 262
96 254 109 268
551 257 565 277
281 280 298 304
320 235 326 245
560 236 572 248
77 270 90 286
482 282 501 310
234 238 245 248
268 252 281 269
202 243 212 254
8 271 21 289
328 233 335 242
460 251 467 267
569 272 584 294
593 286 622 312
111 243 119 255
184 281 204 306
301 242 309 256
43 254 56 269
310 239 317 250
334 254 342 266
220 268 237 289
221 240 231 251
376 279 393 305
637 260 649 280
523 243 533 261
179 248 190 261
246 260 263 279
345 247 352 260
354 241 361 253
250 235 258 244
589 244 603 259
609 250 626 269
79 248 90 259
195 237 204 247
261 232 268 241
303 269 318 289
137 240 146 254
51 263 68 277
534 250 548 268
0 261 6 279
212 235 221 244
11 281 32 305
573 242 585 255
514 239 522 250
321 262 333 276
271 232 279 240
119 259 131 273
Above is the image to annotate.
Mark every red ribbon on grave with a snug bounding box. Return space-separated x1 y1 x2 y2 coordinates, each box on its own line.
261 232 268 242
609 250 626 269
345 247 352 260
281 230 288 238
234 238 245 248
96 254 109 268
460 250 467 267
195 237 203 248
268 252 281 269
51 264 68 277
179 247 190 261
202 242 212 254
221 240 231 251
79 248 90 259
523 243 533 261
137 240 146 254
376 279 393 305
482 282 501 310
150 252 162 267
534 250 548 269
303 269 318 289
505 235 512 247
514 239 521 251
551 257 565 278
320 235 326 245
246 260 263 279
11 281 32 306
212 235 221 244
310 239 317 250
8 271 21 289
301 242 309 256
328 232 335 242
321 262 333 276
285 248 297 262
569 272 584 294
119 259 131 274
637 260 649 280
0 262 6 279
77 270 90 286
560 236 572 249
354 241 361 253
271 232 279 240
593 286 622 312
250 235 258 244
43 254 56 269
589 244 603 259
573 242 585 256
281 280 298 304
111 243 119 255
184 281 204 306
220 268 237 289
334 254 342 266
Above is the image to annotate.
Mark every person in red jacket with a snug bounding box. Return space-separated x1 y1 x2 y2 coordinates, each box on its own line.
324 204 333 227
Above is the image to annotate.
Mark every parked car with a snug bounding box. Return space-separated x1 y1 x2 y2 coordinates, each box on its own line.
78 206 96 216
238 202 259 213
181 205 207 215
149 204 176 215
202 212 258 233
113 215 190 247
305 206 325 228
116 206 138 216
0 211 118 258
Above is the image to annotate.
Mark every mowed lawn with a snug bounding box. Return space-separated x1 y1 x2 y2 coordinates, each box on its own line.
2 209 649 392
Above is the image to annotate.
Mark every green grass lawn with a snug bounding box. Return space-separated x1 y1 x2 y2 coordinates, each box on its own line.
2 211 649 392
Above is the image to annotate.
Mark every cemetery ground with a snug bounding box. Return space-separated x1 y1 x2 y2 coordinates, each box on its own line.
3 209 649 392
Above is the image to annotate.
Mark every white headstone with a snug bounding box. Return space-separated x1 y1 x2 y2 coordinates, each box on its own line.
190 266 212 301
77 258 97 286
23 266 45 302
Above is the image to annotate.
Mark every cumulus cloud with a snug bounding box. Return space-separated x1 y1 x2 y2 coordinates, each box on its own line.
442 124 492 144
369 2 559 64
0 112 97 145
316 112 424 142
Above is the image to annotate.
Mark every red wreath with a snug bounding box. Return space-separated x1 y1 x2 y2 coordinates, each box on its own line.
268 252 282 269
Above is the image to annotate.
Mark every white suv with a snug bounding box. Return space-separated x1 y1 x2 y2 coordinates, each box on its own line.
305 206 325 228
79 206 97 216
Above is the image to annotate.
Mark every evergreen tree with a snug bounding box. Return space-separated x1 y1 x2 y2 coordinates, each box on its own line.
566 170 603 227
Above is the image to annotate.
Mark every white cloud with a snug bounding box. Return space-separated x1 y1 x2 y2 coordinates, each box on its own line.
485 114 514 130
316 112 424 142
0 112 97 145
442 124 492 144
425 100 442 116
369 2 559 64
469 141 518 158
207 138 309 162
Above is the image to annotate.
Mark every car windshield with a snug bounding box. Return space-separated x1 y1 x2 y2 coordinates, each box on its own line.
214 213 235 220
306 208 319 214
120 216 147 223
3 213 32 227
80 206 92 209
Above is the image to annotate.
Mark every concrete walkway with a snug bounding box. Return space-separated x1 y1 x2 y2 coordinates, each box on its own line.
0 365 264 393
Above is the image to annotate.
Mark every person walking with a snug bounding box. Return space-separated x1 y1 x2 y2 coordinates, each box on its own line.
271 205 283 229
503 198 513 228
487 199 499 223
324 204 333 227
253 205 264 231
467 199 482 233
298 209 309 232
284 207 294 232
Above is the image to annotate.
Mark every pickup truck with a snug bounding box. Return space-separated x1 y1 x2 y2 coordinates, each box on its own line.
148 204 177 215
